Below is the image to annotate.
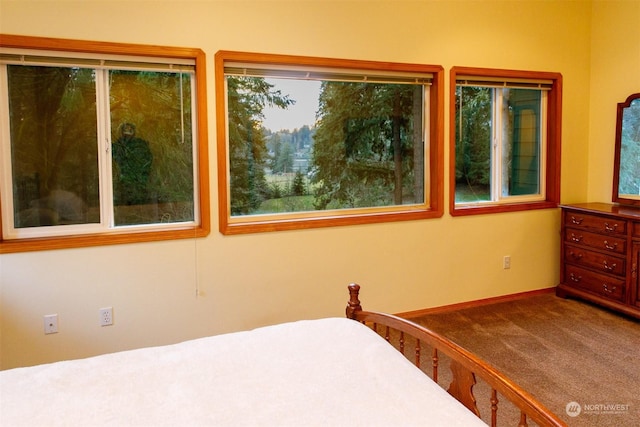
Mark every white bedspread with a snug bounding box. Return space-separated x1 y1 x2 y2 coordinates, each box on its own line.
0 318 487 426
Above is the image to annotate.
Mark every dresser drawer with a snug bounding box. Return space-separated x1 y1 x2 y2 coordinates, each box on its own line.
564 265 626 302
634 222 640 238
564 244 626 276
564 211 627 235
565 228 627 255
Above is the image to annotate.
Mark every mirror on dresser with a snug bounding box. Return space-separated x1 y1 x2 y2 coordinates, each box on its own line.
612 92 640 206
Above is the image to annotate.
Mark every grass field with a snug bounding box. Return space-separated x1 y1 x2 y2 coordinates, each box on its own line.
257 195 316 214
257 181 490 213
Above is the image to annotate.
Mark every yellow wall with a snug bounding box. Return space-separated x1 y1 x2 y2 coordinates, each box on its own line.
0 0 629 369
587 1 640 202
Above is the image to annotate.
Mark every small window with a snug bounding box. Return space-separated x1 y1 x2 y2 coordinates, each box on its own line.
215 51 444 234
450 67 562 216
0 35 210 253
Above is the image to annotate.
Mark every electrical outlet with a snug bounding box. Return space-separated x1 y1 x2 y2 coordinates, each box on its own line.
100 307 113 326
44 314 58 334
503 255 511 270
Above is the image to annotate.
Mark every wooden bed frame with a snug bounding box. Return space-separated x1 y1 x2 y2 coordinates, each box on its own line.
346 284 567 427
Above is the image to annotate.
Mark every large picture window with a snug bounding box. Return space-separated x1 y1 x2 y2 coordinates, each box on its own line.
450 67 562 216
0 35 210 253
216 51 444 234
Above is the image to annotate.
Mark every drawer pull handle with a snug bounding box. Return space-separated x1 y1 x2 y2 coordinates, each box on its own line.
570 233 583 243
602 284 617 294
569 273 582 282
603 240 618 251
604 222 618 232
603 260 617 272
570 216 584 225
569 251 583 260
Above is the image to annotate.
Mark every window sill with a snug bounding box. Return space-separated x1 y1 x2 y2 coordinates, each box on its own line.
220 208 444 235
0 226 209 254
450 200 559 217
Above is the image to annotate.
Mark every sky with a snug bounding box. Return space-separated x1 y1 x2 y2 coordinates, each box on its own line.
261 78 322 131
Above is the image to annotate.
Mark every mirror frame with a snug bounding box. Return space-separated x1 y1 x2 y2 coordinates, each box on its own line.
612 93 640 206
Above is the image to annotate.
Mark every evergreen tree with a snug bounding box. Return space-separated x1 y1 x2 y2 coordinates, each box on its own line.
276 141 294 174
454 86 492 189
311 81 420 209
226 76 293 214
270 134 282 172
292 170 306 196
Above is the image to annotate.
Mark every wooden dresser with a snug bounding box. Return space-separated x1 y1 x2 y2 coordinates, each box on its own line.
558 202 640 319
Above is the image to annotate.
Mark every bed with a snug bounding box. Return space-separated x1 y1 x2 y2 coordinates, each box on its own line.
0 284 565 427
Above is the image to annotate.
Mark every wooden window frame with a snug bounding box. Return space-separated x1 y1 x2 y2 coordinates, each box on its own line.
0 35 210 254
449 66 562 217
215 50 444 235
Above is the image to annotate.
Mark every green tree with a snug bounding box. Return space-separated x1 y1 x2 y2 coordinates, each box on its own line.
292 170 306 196
269 134 294 174
269 134 282 172
292 125 314 150
311 81 420 209
455 86 492 186
8 66 99 213
226 76 293 214
276 141 294 174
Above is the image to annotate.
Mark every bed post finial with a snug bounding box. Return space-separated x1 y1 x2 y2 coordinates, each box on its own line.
346 283 362 319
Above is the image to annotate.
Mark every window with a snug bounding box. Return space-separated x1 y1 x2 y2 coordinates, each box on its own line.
0 35 209 253
215 51 444 234
450 67 562 216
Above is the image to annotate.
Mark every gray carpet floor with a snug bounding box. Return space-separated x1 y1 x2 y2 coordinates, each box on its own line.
409 293 640 427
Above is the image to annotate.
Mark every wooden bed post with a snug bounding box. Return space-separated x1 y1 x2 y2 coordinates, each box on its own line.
346 283 362 319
